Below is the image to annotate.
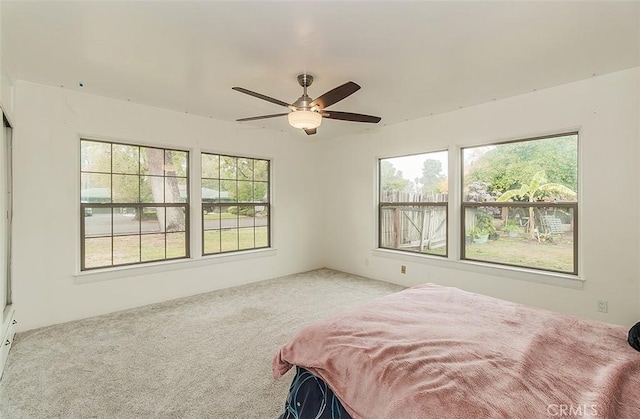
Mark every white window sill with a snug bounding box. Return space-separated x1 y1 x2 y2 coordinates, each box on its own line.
372 248 584 290
74 248 277 284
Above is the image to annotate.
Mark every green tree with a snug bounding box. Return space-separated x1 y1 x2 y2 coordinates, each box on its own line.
223 157 269 216
380 161 410 193
80 141 185 230
497 171 576 238
420 159 445 195
467 135 577 195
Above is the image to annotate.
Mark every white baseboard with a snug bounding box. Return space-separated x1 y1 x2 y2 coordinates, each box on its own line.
1 305 16 380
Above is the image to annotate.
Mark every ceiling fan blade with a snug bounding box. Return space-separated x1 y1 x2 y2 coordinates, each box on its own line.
232 87 291 108
236 113 289 122
309 81 360 109
321 111 381 123
304 128 317 135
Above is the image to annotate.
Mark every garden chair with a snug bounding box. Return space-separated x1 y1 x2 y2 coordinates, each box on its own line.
539 215 564 241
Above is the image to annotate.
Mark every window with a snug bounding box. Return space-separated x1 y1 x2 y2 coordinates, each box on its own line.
461 133 578 274
379 151 448 256
201 153 270 255
80 140 189 270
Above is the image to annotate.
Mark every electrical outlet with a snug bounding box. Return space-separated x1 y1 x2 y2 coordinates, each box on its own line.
597 300 608 313
401 265 407 274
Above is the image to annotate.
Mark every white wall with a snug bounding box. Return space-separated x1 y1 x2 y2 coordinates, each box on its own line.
323 67 640 326
0 2 15 122
13 81 325 331
11 69 640 331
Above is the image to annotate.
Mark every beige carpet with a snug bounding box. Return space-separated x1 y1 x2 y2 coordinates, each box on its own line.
0 269 404 418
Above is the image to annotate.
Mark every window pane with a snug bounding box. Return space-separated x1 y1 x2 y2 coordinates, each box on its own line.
464 205 575 273
223 207 239 229
238 228 255 250
113 235 140 265
255 226 268 248
254 181 268 203
165 177 186 203
166 207 186 232
202 180 220 207
83 206 110 236
254 160 269 181
167 232 186 258
113 174 140 203
462 134 578 201
220 156 237 179
380 151 448 203
221 229 239 252
237 181 253 203
140 176 163 203
237 158 253 181
220 179 237 202
255 206 268 227
141 234 165 262
141 147 165 176
203 206 221 229
81 140 111 173
167 150 187 177
204 230 221 254
81 173 111 203
237 205 255 226
84 237 112 269
202 154 220 179
380 205 447 256
142 207 163 233
112 144 140 175
113 207 140 236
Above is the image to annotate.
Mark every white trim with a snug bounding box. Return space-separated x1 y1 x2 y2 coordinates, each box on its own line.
374 130 581 284
372 248 584 290
1 305 16 379
74 247 277 284
76 137 276 278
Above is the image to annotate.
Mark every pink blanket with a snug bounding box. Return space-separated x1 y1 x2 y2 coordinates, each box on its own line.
273 284 640 418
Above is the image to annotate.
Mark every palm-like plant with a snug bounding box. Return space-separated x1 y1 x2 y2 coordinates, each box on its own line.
496 171 576 239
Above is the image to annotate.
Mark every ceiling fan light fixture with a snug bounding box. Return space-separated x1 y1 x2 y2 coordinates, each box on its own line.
288 110 322 130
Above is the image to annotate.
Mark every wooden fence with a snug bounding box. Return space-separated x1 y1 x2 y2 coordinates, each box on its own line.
380 191 448 251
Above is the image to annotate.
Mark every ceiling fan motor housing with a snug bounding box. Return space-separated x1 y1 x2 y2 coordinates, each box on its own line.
297 74 314 88
232 74 381 135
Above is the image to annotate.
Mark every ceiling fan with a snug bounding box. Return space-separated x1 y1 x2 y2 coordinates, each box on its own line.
232 74 381 135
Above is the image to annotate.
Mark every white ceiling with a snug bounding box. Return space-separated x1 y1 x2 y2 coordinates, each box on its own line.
2 1 639 140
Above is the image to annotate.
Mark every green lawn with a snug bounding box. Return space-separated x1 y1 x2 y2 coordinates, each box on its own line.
85 226 269 269
465 235 573 272
84 233 186 269
203 212 245 220
203 227 268 254
404 233 574 273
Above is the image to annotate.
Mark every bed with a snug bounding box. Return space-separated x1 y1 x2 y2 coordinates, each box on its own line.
273 283 640 418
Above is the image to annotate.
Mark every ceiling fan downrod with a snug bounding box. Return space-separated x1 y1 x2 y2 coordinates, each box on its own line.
293 74 314 111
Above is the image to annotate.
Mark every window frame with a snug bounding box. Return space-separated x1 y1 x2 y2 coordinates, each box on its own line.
459 201 578 275
375 132 579 279
460 132 579 275
377 151 449 258
200 152 271 256
79 139 190 271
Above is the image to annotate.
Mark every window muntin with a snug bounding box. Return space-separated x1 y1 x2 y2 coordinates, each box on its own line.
378 151 448 256
201 153 270 255
461 133 578 274
80 140 189 270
